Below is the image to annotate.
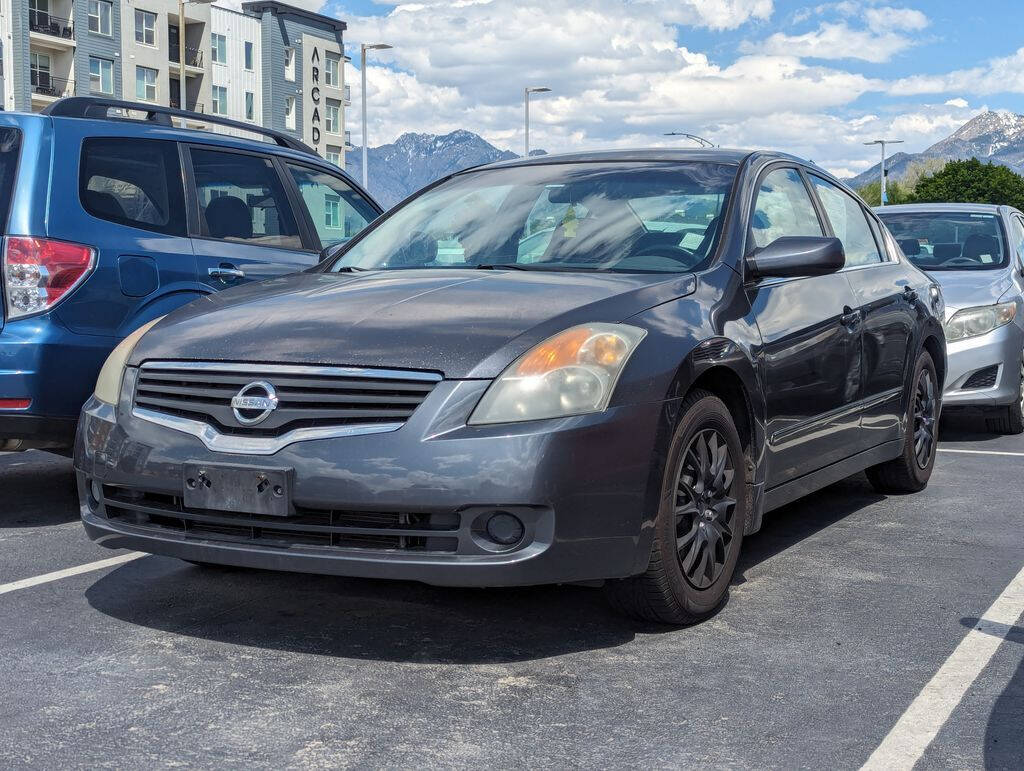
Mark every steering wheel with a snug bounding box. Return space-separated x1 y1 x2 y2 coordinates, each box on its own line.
630 244 695 265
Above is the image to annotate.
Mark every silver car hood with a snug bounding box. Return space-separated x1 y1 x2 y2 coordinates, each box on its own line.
931 268 1015 314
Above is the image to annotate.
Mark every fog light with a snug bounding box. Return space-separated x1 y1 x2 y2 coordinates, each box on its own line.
87 478 102 512
485 511 524 546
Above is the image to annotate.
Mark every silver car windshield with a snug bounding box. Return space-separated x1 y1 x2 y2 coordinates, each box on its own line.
878 211 1008 271
330 162 737 274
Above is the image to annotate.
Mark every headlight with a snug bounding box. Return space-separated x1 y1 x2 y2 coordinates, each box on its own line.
469 323 647 425
944 302 1017 342
94 317 164 405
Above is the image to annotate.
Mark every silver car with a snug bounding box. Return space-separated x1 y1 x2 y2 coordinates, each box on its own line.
876 203 1024 433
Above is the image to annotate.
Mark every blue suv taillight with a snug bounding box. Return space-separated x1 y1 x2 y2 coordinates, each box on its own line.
3 236 95 320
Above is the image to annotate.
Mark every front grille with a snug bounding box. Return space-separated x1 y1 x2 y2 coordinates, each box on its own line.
963 365 999 390
101 485 460 553
133 362 440 437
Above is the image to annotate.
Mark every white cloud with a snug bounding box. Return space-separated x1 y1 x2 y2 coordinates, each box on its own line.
864 6 928 32
890 47 1024 96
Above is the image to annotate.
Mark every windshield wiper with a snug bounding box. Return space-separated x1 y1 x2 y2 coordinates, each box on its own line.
334 265 371 273
475 263 535 271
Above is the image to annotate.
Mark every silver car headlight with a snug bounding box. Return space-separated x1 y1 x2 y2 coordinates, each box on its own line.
944 302 1017 342
94 317 164 406
469 323 647 425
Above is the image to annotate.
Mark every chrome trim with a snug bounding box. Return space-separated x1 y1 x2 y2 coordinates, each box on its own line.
132 407 404 455
138 360 443 382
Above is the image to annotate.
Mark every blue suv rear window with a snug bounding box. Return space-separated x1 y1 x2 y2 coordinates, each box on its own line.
80 137 186 237
0 128 22 234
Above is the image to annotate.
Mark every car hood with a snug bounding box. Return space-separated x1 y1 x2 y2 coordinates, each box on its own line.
131 269 697 379
930 269 1015 314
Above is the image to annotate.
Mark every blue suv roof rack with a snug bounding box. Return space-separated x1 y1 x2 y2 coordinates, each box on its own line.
41 96 318 156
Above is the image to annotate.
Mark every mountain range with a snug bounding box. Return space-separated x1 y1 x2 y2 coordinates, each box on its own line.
345 130 530 208
847 110 1024 189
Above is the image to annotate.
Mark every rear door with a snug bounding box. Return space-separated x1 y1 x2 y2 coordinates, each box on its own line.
809 174 915 451
185 145 320 289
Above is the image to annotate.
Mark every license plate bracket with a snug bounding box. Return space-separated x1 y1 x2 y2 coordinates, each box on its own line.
182 463 294 517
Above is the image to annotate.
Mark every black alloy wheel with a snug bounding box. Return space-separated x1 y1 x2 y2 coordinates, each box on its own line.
674 429 737 589
912 367 937 469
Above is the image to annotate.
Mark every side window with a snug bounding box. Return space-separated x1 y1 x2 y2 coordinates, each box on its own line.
190 148 302 250
80 137 186 236
1009 216 1024 270
810 175 882 267
286 164 378 248
750 168 823 249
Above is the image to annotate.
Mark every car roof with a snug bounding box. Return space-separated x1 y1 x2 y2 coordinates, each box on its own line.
875 202 1007 215
470 148 793 170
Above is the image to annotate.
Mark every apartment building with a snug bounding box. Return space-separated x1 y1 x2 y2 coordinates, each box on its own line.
0 0 352 166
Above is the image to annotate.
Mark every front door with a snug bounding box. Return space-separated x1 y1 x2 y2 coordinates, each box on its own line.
185 145 321 291
746 167 864 486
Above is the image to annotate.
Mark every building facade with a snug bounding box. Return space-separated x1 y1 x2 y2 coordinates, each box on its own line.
0 0 351 166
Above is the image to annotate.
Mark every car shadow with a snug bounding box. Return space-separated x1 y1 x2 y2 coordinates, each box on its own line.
958 618 1024 767
85 474 883 665
0 450 79 527
939 414 1008 445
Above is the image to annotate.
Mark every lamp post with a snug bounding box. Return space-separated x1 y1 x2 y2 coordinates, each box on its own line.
524 86 551 156
361 42 392 189
177 0 214 110
664 131 714 148
863 138 904 205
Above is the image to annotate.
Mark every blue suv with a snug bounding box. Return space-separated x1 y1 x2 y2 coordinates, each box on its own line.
0 97 381 453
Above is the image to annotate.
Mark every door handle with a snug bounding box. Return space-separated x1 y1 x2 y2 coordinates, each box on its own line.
903 285 918 301
840 307 862 327
208 266 245 281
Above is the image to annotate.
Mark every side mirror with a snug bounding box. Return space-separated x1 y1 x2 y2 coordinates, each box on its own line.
320 241 347 263
747 236 845 279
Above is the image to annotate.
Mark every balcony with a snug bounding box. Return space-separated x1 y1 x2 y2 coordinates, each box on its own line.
169 45 204 78
170 98 204 114
30 73 74 103
28 12 75 50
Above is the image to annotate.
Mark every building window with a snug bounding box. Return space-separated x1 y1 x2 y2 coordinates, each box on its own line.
211 33 227 65
284 97 295 130
284 47 295 81
244 41 254 70
324 193 341 229
245 91 254 121
29 51 50 90
135 66 157 102
211 85 227 115
28 0 49 31
135 9 156 46
88 0 112 35
325 99 340 134
325 53 340 87
89 57 113 94
325 145 342 167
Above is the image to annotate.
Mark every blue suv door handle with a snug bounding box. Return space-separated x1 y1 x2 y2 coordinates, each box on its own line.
208 265 245 281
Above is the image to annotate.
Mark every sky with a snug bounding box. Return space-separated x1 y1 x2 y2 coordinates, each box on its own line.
261 0 1024 178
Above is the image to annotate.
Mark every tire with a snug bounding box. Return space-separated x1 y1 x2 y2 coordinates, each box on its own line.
605 389 748 625
984 357 1024 435
866 351 939 494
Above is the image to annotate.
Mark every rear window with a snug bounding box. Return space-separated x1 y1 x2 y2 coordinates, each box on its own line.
0 128 22 234
80 137 187 237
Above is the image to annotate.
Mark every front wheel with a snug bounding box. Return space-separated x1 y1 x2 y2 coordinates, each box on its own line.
866 350 939 494
605 389 748 625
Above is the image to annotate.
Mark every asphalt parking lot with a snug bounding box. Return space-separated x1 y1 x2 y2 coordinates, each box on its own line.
1 419 1022 769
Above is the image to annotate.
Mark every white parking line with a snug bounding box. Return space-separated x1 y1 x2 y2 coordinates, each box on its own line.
0 552 144 596
938 448 1024 457
861 562 1024 770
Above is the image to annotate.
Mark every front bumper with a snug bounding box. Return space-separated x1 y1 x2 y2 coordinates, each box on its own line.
942 321 1023 408
75 377 671 587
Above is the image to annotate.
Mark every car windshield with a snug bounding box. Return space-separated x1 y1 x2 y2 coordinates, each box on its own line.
877 211 1008 271
330 161 737 274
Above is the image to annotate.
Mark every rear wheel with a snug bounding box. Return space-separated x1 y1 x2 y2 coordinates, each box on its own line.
866 351 938 494
984 357 1024 435
605 390 747 625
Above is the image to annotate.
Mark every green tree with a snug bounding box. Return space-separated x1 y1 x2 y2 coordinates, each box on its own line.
909 157 1024 210
856 178 909 207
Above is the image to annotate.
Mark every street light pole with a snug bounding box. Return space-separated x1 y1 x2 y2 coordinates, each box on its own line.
361 42 392 189
524 86 551 156
863 138 904 206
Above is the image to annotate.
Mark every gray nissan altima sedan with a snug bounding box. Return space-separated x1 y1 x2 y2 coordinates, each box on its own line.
877 203 1024 433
